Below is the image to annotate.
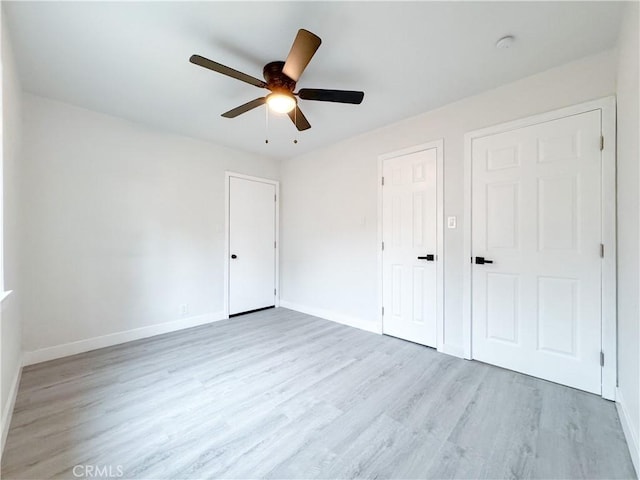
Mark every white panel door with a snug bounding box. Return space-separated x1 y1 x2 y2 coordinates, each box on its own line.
471 110 602 394
382 149 438 347
229 177 276 315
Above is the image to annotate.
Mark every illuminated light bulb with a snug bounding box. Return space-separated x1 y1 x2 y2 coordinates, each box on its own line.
266 92 296 114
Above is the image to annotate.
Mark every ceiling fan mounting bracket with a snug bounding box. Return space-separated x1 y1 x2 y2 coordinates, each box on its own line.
263 61 296 92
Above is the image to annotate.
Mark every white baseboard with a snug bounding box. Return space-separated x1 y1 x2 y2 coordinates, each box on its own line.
279 300 382 334
616 387 639 476
23 311 227 366
1 356 22 458
438 343 465 359
278 303 468 361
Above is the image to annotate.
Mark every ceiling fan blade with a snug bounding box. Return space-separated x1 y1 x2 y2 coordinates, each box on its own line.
190 55 267 88
287 106 311 131
221 97 266 118
282 29 322 82
298 89 364 104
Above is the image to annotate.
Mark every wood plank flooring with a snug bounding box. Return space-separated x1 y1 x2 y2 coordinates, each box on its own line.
2 308 636 479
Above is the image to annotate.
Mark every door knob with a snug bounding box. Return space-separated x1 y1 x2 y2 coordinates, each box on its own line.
417 254 435 261
475 256 493 265
231 254 237 259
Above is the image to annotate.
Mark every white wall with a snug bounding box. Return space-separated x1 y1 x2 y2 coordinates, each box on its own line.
1 12 23 451
615 1 640 472
280 50 617 355
21 94 279 359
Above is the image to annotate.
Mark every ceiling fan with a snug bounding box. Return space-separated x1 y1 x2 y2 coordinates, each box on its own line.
190 29 364 131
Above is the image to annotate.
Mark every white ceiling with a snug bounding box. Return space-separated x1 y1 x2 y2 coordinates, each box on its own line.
4 1 624 160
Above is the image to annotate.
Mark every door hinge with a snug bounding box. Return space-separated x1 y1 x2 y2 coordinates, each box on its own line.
274 241 277 249
274 288 277 295
600 351 605 367
600 243 604 258
600 135 604 151
381 177 385 186
382 306 385 316
274 194 277 202
382 241 385 251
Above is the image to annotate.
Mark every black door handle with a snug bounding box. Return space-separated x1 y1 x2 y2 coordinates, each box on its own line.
231 254 237 259
475 256 493 265
417 254 435 261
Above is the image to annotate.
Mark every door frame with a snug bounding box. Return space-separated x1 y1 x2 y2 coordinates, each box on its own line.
462 96 617 399
224 171 280 318
377 139 445 350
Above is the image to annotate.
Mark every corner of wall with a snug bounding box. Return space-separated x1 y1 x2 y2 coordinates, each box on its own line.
616 388 640 475
0 351 22 458
614 1 640 476
1 5 25 460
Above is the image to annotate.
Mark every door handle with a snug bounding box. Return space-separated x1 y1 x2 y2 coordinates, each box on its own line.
231 254 237 259
475 256 493 265
417 254 435 261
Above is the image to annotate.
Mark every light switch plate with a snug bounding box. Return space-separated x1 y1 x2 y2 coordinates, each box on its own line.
447 216 457 229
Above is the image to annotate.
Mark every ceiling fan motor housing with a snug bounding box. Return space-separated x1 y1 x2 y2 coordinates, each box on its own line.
263 61 296 92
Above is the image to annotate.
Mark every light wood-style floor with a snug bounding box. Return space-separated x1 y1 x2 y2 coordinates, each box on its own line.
2 308 636 479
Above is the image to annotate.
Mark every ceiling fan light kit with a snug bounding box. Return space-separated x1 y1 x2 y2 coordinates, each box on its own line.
266 92 297 114
190 28 364 132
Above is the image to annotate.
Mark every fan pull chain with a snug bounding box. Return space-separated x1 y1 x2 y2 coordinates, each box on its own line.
265 105 269 144
293 107 298 144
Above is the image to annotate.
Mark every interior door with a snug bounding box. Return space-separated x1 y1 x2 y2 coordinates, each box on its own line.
229 176 276 315
471 110 602 394
382 148 438 347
